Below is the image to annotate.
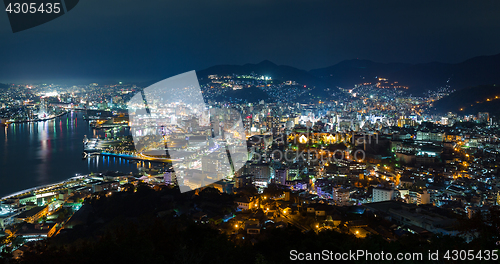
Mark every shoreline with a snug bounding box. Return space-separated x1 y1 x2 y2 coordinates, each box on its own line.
0 175 89 202
98 152 175 163
1 111 69 125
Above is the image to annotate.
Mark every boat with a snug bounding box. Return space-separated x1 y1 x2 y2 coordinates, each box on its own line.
82 151 101 158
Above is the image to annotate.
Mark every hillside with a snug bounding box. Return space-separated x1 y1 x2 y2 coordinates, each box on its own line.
135 53 500 102
214 86 271 103
310 53 500 94
432 84 500 115
310 59 410 89
197 60 323 87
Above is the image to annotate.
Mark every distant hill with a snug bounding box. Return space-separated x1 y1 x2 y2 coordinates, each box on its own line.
0 83 8 89
432 84 500 115
136 61 329 103
310 59 410 89
310 53 500 94
449 54 500 89
389 61 453 93
197 60 323 87
135 53 500 102
214 86 270 103
197 60 332 102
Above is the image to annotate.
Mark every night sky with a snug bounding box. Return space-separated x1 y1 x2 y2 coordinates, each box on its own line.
1 0 500 84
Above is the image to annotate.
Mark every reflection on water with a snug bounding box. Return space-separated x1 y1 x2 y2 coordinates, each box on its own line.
36 120 49 185
0 111 140 197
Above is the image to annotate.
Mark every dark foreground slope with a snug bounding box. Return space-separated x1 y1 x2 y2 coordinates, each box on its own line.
3 185 499 264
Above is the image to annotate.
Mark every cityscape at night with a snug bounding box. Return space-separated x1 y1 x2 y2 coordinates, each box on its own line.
1 0 500 263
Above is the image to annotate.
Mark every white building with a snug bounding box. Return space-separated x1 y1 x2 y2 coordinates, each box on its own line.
417 190 431 205
372 188 396 203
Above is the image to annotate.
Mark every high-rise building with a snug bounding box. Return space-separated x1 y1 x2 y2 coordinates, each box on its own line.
248 164 271 186
333 187 350 206
478 112 490 123
234 175 252 189
202 152 222 181
273 169 287 185
372 187 396 203
417 190 430 205
397 118 417 127
416 131 444 142
163 170 176 185
440 117 449 126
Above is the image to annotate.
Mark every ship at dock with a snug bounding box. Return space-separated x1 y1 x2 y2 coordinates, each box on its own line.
82 136 103 154
82 135 123 158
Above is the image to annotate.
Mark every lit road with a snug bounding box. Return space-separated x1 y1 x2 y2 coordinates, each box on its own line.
279 212 310 232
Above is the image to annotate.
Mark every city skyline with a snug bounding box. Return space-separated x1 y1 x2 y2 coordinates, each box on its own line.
2 1 500 262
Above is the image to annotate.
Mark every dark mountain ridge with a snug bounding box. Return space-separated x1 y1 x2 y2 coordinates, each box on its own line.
197 60 324 88
310 53 500 94
135 53 500 102
432 84 500 115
